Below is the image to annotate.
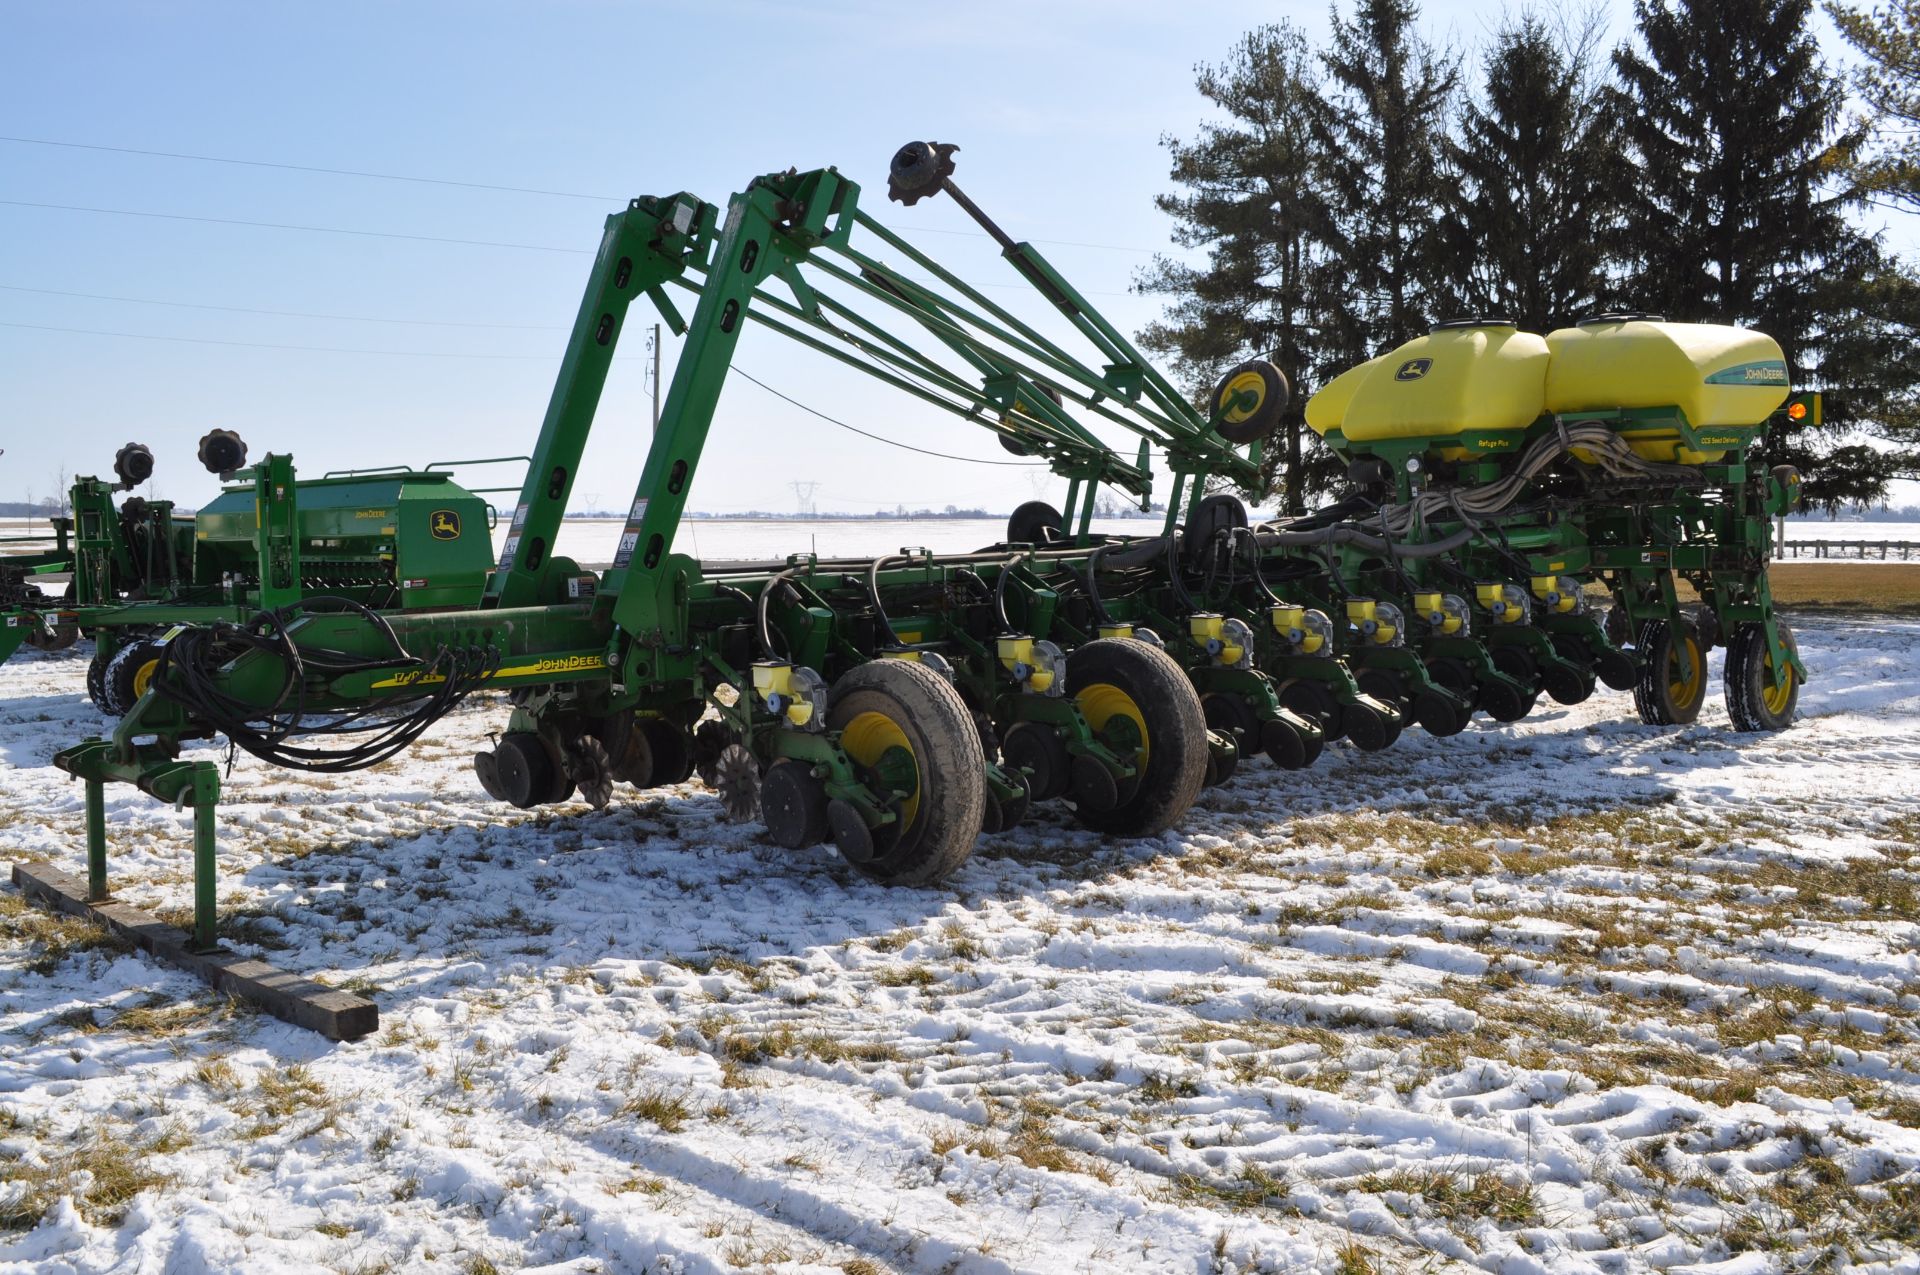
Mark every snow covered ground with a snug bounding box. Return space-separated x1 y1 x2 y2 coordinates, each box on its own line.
1 615 1918 1274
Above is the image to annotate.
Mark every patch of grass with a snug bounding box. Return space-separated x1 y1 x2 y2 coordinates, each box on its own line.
1424 846 1494 877
0 1128 172 1230
1173 1163 1286 1209
1138 1071 1200 1103
716 1027 900 1068
113 994 241 1038
1333 1240 1377 1275
618 1086 690 1133
875 963 937 988
1763 562 1920 612
1 894 130 977
1358 1167 1539 1224
194 1058 241 1094
256 1064 327 1119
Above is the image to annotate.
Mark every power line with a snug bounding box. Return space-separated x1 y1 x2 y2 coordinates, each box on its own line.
0 199 591 254
0 309 1071 467
734 369 1044 467
0 199 1137 294
0 133 1158 255
0 134 619 201
0 318 564 359
0 283 564 330
0 316 1060 467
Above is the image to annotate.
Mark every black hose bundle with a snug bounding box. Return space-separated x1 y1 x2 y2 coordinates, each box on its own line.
153 597 500 774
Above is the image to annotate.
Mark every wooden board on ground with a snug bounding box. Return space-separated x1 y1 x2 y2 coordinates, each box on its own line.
10 862 377 1041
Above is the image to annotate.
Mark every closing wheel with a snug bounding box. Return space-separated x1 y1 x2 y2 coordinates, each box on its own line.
715 744 762 822
762 760 831 849
1209 359 1290 446
828 659 985 886
1634 618 1706 726
1341 700 1401 752
1540 660 1595 706
1260 714 1323 769
1479 678 1534 724
1725 622 1800 732
1411 689 1466 737
1066 638 1208 836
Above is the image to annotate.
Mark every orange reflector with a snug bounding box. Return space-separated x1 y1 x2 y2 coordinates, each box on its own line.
1787 401 1808 421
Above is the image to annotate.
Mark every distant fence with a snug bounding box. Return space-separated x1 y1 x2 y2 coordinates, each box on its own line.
1780 540 1920 560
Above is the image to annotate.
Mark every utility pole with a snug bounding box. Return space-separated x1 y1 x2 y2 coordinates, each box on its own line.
649 323 662 433
789 481 819 517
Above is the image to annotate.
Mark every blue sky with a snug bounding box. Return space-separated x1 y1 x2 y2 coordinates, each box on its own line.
1 0 1904 515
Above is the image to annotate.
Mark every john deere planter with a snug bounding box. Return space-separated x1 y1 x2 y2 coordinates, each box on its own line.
21 144 1808 1035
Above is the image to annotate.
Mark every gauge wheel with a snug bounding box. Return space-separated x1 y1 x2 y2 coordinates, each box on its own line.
828 659 985 885
1725 621 1799 732
1633 618 1706 726
1065 638 1208 837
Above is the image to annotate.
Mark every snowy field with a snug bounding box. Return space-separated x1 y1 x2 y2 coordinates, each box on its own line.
1780 521 1920 543
1 616 1918 1273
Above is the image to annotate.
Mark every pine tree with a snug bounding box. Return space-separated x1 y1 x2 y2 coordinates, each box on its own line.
1444 13 1622 332
1609 0 1916 506
1309 0 1459 360
1137 24 1344 512
1827 0 1920 209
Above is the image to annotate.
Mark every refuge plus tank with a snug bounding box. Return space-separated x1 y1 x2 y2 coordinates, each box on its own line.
1304 355 1385 438
1335 321 1550 453
1545 317 1789 463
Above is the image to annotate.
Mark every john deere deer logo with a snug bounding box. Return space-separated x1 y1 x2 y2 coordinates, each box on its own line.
430 509 462 541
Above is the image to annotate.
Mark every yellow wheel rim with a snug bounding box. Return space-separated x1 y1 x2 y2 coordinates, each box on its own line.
1761 644 1795 715
1076 683 1149 769
1668 635 1703 709
840 710 920 830
1219 371 1266 424
131 658 160 700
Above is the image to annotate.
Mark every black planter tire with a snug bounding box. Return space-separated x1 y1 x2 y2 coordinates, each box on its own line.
827 659 985 886
1065 638 1208 837
1725 622 1799 732
1633 618 1707 726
